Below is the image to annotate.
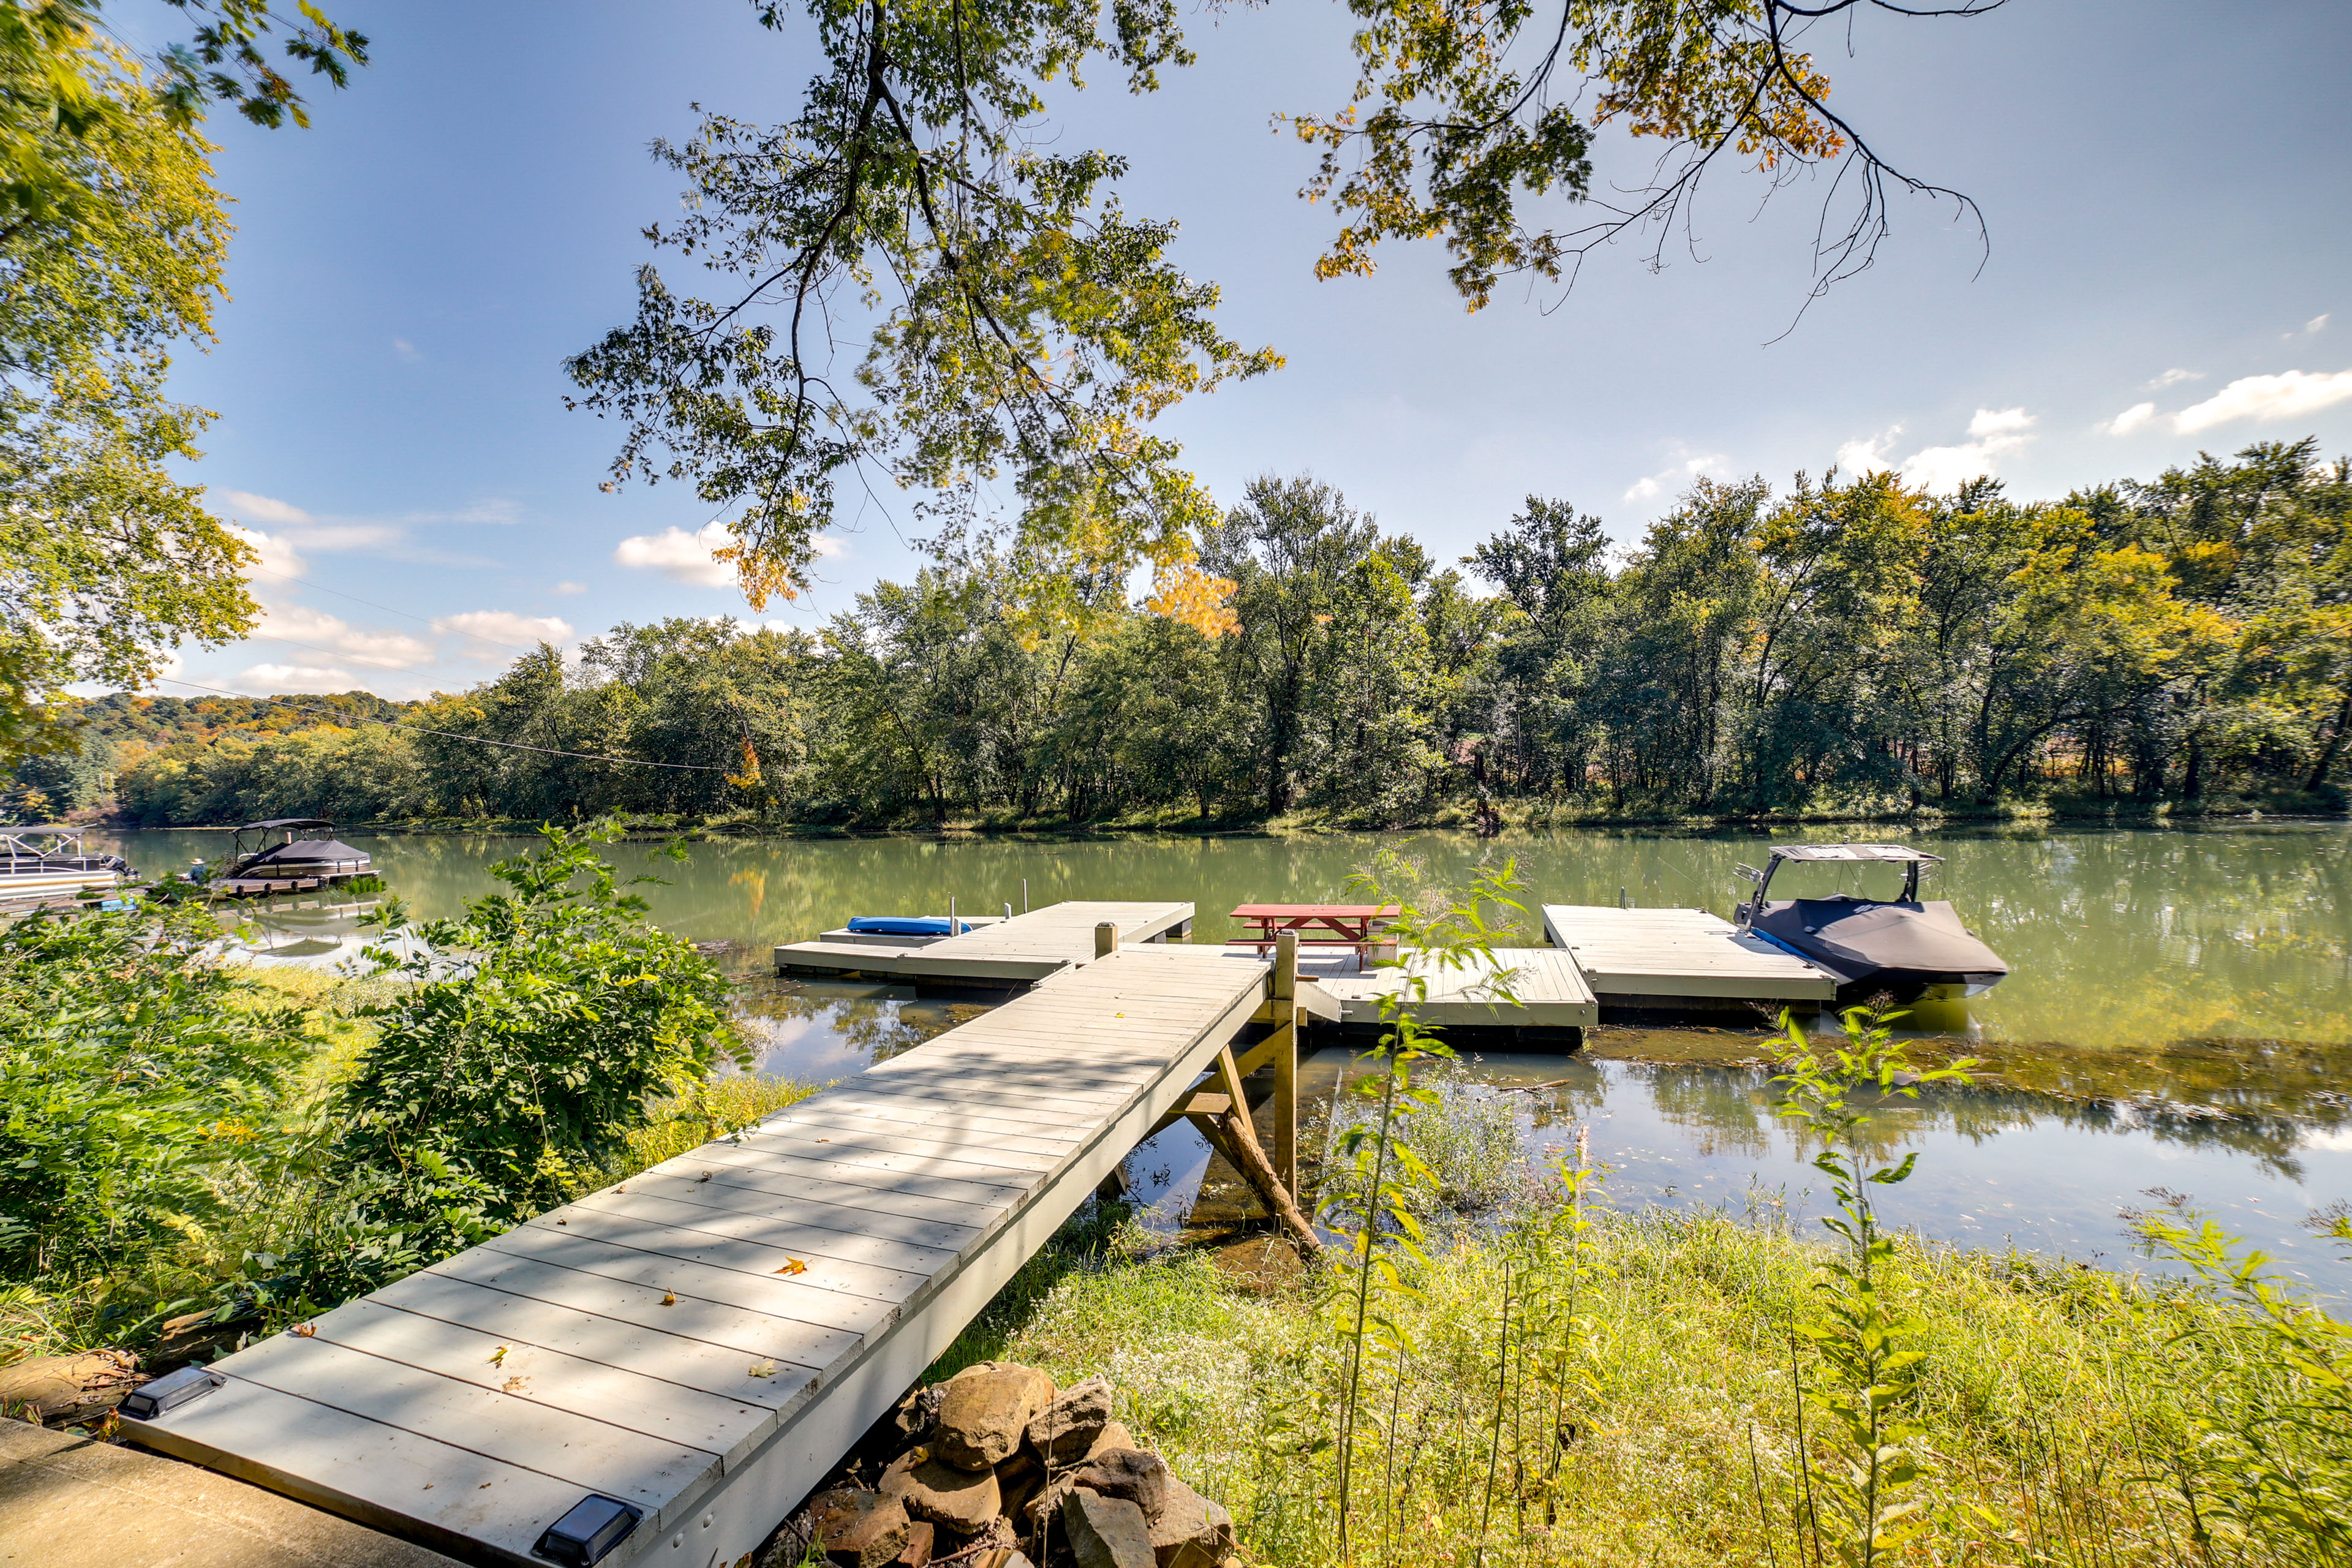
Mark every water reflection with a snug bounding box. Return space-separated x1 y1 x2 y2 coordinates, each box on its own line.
92 820 2352 1051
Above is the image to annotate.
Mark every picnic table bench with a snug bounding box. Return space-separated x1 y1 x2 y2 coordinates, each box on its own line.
1229 903 1400 968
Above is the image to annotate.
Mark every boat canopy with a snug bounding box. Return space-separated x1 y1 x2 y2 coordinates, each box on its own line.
234 818 336 832
1766 843 1942 864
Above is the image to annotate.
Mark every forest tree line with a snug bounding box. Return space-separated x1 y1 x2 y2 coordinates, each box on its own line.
39 439 2352 829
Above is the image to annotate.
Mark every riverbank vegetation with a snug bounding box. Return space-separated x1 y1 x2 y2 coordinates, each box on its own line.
0 823 790 1363
26 440 2349 832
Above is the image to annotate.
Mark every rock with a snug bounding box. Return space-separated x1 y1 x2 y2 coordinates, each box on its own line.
895 1455 1001 1535
933 1363 1056 1471
809 1488 911 1568
1084 1421 1136 1461
896 1520 935 1567
1071 1448 1169 1523
1025 1375 1114 1464
894 1382 946 1445
1061 1490 1156 1568
0 1350 143 1425
876 1447 925 1497
995 1448 1046 1522
1147 1480 1237 1568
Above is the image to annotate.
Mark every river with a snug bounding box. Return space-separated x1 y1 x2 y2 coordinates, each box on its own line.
91 821 2352 1295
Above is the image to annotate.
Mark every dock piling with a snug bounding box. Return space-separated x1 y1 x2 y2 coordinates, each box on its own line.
1094 921 1119 959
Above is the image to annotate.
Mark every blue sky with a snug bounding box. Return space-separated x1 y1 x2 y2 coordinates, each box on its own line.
120 0 2352 700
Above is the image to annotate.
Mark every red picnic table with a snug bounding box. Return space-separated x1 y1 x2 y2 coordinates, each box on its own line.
1229 903 1400 968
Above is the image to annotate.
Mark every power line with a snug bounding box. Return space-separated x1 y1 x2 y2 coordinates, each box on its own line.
241 561 546 659
148 677 729 772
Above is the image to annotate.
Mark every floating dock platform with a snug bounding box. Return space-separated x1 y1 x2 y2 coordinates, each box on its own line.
1229 944 1597 1030
774 900 1193 984
127 943 1290 1568
1540 904 1836 1006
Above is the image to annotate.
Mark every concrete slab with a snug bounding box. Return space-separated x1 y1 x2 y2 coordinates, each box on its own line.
0 1419 458 1568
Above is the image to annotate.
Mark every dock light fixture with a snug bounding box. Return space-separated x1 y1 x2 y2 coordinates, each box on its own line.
119 1365 223 1419
533 1495 641 1566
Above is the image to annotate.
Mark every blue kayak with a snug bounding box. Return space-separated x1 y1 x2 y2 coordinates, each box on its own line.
847 916 966 937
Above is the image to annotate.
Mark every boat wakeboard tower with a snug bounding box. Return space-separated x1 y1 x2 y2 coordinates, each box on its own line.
1733 843 2008 1004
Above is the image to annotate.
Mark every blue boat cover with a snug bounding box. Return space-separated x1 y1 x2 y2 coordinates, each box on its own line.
846 916 963 936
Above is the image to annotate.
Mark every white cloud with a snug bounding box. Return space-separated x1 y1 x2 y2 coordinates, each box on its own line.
2307 314 2331 334
256 604 435 669
1836 427 1902 473
1966 407 2034 440
279 523 405 552
1623 451 1726 503
810 534 847 559
2149 368 2201 389
228 524 306 580
241 662 359 693
2098 402 2158 436
432 611 576 653
1836 410 2036 489
552 581 588 595
221 490 313 526
614 519 738 587
2172 369 2352 434
393 338 421 362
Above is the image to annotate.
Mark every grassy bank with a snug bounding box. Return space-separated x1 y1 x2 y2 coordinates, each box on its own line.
937 1199 2346 1567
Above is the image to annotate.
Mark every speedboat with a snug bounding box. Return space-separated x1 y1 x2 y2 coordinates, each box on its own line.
0 825 132 902
222 818 374 883
1733 843 2008 1003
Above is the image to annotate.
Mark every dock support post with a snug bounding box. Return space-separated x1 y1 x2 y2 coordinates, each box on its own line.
1094 921 1119 959
1272 932 1299 1198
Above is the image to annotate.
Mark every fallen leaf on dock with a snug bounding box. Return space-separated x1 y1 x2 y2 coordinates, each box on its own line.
661 1291 678 1305
290 1322 315 1337
774 1259 807 1275
489 1345 510 1366
698 1171 713 1183
749 1359 777 1378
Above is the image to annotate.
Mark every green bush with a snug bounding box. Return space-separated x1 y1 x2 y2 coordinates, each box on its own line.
336 821 744 1259
0 903 309 1280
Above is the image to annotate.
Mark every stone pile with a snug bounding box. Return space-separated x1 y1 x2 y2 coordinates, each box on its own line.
800 1362 1238 1568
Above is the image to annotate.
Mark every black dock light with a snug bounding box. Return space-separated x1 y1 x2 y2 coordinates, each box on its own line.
534 1495 641 1566
119 1365 223 1419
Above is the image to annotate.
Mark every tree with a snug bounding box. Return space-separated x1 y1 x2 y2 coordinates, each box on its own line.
1 1 366 764
573 0 2001 598
1201 475 1381 813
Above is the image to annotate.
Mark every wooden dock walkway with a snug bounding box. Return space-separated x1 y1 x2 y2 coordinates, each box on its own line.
1540 904 1835 1003
774 900 1193 984
126 943 1282 1568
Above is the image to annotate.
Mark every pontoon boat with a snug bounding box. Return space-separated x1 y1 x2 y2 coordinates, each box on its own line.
1733 843 2008 1003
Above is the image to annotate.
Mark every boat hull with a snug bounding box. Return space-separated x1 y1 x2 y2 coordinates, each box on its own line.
1750 897 2008 1005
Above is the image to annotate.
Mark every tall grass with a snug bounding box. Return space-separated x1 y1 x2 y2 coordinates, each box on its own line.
962 1197 2352 1567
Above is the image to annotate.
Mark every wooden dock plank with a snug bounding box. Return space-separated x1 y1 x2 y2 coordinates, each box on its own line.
1540 903 1836 1000
217 1335 713 1508
536 1196 962 1279
426 1247 885 1352
308 1300 779 1459
1313 947 1598 1028
629 1150 1014 1227
571 1178 983 1253
334 1276 821 1408
477 1223 924 1314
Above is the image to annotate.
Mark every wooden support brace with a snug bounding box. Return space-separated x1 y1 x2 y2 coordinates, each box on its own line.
1207 1044 1321 1258
1272 932 1299 1198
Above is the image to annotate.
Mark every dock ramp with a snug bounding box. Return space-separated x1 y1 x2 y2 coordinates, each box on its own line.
126 944 1272 1568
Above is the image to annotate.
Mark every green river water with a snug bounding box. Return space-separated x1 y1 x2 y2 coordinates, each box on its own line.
89 821 2352 1295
